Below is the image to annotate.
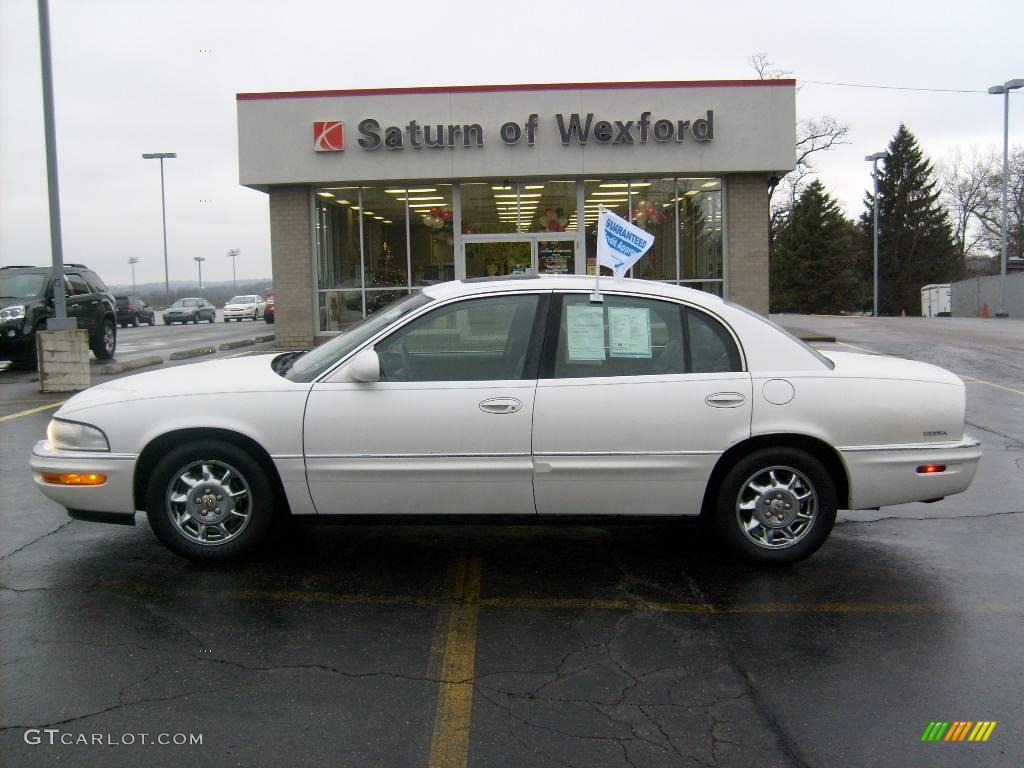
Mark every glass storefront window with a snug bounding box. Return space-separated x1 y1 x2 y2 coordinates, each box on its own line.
410 184 455 285
315 177 723 334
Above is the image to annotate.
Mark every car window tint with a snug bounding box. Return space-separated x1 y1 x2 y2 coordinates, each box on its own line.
66 273 91 295
376 294 539 382
686 309 742 373
552 294 685 379
84 272 107 293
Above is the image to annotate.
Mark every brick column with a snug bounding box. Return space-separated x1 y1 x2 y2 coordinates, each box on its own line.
725 174 771 315
269 186 315 348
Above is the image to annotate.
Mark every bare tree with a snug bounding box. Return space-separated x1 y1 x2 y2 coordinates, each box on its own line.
976 147 1024 264
939 146 997 269
748 53 850 214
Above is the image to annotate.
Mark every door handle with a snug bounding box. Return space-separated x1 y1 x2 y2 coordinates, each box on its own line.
705 392 746 408
479 397 522 414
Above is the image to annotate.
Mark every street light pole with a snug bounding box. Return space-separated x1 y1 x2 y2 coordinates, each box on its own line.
128 256 139 294
865 152 887 317
988 79 1023 317
142 152 177 302
227 249 240 290
194 256 205 294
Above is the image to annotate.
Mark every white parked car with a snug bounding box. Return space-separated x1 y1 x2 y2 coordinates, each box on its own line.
223 294 266 322
30 276 981 564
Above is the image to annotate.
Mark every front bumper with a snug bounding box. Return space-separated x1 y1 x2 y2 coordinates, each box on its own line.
1 322 34 360
31 440 138 521
841 436 983 509
224 308 255 318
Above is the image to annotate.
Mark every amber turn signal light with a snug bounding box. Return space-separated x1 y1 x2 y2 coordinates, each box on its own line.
41 472 107 486
916 464 947 474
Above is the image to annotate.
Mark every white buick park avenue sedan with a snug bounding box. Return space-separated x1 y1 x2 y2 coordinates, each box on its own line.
31 276 981 564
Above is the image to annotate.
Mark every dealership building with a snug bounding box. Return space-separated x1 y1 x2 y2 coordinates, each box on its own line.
236 80 796 348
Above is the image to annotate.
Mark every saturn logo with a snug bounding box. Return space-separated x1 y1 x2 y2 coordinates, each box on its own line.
314 121 344 152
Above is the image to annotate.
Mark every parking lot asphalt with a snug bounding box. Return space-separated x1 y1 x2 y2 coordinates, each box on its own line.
1 315 1022 767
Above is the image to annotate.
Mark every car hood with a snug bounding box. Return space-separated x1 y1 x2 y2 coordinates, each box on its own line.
57 354 302 416
818 351 962 386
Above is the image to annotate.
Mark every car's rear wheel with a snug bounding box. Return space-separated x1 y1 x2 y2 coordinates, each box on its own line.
146 440 274 561
713 448 836 565
92 318 116 360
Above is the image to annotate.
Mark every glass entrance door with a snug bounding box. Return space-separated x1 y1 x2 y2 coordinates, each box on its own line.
463 237 577 279
465 241 532 279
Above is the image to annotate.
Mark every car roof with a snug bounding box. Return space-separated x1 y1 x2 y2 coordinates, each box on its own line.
421 274 727 309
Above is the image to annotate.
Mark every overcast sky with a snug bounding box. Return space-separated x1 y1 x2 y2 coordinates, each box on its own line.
1 0 1021 287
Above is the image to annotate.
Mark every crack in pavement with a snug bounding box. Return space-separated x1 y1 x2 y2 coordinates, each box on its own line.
0 520 72 563
838 508 1024 525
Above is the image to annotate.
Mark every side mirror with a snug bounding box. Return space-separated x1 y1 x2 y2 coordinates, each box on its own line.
346 349 380 383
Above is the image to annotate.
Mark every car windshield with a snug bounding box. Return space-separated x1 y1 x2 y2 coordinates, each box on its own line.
0 272 47 299
172 299 201 308
284 292 433 382
228 296 251 304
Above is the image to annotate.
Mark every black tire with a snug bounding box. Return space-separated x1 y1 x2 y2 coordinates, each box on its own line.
163 318 170 325
92 318 117 360
145 440 274 562
224 317 230 323
713 447 836 565
192 315 198 324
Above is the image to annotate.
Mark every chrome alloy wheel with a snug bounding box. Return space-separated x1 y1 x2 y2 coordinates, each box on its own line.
165 460 252 546
735 465 818 549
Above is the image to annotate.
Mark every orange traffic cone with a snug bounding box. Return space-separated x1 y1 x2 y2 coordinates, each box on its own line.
981 303 990 319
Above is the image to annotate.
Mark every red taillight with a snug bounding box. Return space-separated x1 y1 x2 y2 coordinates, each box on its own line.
916 464 947 474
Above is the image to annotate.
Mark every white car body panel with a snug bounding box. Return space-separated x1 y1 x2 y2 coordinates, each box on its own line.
533 372 752 516
29 276 981 531
303 378 536 516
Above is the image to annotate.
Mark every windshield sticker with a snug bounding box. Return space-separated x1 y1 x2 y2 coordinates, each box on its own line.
608 306 652 358
566 304 606 361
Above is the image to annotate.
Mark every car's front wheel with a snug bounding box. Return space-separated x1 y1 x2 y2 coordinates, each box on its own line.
92 318 116 360
145 440 274 561
713 448 836 565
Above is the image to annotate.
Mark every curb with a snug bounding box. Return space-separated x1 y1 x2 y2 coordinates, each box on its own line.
169 347 217 361
219 339 255 351
93 355 163 375
254 334 276 343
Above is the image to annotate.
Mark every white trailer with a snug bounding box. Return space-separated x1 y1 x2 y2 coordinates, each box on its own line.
921 284 951 317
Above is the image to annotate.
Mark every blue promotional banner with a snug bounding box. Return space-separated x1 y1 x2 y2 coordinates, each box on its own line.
596 207 655 278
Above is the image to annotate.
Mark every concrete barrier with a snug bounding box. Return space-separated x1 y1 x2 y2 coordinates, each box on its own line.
93 355 163 375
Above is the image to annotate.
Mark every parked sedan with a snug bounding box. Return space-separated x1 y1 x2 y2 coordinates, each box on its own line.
115 295 156 327
30 276 981 564
163 297 216 324
223 294 266 322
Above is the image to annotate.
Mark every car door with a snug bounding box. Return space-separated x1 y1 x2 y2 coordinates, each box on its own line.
303 291 547 516
64 273 95 331
532 292 751 517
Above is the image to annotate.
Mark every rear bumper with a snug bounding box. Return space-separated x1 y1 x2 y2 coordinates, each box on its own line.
841 437 982 509
30 440 138 516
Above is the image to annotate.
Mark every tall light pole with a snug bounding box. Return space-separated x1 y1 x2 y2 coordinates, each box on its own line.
194 256 205 295
988 79 1023 318
142 152 177 301
128 256 139 294
865 152 887 317
227 249 240 290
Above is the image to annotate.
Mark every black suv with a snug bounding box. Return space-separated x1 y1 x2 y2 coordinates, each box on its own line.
0 264 117 365
115 295 156 327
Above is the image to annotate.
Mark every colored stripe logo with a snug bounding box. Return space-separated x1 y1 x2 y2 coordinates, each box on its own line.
921 721 997 742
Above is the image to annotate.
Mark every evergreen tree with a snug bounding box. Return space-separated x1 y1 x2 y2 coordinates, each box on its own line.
771 180 864 313
860 125 961 315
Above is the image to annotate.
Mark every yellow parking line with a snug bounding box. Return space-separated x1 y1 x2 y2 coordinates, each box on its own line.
0 401 64 423
961 375 1024 397
428 553 482 768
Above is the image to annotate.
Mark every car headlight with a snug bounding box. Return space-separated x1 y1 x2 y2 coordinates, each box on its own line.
0 304 26 321
46 419 110 452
